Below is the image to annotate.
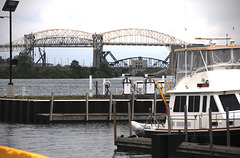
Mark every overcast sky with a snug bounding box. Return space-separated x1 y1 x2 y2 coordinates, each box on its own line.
0 0 239 66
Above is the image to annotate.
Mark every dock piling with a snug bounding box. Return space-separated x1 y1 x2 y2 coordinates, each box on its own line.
128 102 132 137
86 92 89 121
49 92 54 122
209 108 213 157
95 81 98 96
113 101 117 145
131 93 135 120
153 91 156 117
102 79 105 95
167 105 171 133
108 93 112 121
89 75 93 97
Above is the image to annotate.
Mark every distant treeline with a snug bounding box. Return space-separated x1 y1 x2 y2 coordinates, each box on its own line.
0 55 120 79
0 55 163 79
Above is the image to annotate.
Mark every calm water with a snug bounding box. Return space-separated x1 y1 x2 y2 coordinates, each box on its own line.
0 78 152 96
0 122 151 158
0 78 152 157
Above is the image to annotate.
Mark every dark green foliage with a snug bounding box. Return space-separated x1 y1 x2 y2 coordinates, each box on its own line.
0 57 114 79
90 62 113 78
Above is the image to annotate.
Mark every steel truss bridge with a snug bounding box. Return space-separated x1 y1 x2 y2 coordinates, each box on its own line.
109 56 169 68
0 28 187 67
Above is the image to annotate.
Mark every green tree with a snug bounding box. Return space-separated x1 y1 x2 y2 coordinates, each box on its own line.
95 62 113 78
70 60 80 69
16 55 34 78
17 55 34 70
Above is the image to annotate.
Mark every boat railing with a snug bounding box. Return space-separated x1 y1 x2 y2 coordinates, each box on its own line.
169 111 240 129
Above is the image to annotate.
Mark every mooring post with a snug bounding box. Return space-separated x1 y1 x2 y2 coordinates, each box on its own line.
49 92 54 122
113 100 117 145
226 107 230 146
184 105 188 142
89 75 93 97
154 90 157 117
128 102 132 137
86 92 89 121
167 105 171 133
209 108 213 156
131 93 135 120
95 81 98 97
108 93 112 121
103 78 106 95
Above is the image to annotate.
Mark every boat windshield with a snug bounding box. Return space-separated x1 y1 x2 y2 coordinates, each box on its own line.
174 47 240 84
219 94 240 111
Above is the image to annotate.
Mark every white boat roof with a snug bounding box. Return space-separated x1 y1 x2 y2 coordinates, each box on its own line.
174 45 240 52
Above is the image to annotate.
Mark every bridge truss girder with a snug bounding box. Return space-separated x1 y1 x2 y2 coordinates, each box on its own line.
0 28 189 67
110 56 169 68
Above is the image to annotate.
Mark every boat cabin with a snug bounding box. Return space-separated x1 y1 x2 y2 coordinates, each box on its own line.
168 46 240 130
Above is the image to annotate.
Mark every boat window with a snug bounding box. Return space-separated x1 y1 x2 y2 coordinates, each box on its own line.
178 51 186 71
210 49 231 63
233 49 240 63
219 94 240 111
210 96 219 112
173 96 186 112
188 96 200 112
202 96 207 112
192 51 204 71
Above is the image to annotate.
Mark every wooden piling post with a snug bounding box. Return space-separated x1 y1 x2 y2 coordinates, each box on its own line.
226 107 230 146
154 91 157 117
209 108 213 157
49 92 54 122
113 101 117 145
95 81 98 97
167 105 171 133
86 92 89 121
128 102 132 137
184 105 188 142
108 93 112 121
131 93 135 120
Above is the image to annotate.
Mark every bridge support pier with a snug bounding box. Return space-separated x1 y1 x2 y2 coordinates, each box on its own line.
92 34 103 67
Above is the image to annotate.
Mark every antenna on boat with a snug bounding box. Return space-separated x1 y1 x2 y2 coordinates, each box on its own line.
184 0 188 77
195 37 232 46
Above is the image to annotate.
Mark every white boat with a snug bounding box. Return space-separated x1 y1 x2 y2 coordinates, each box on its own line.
132 42 240 146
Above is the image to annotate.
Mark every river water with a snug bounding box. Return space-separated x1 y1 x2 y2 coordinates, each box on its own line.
0 122 151 158
0 78 153 157
0 77 154 96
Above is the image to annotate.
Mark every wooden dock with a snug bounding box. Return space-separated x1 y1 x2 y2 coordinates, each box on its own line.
115 137 151 151
177 142 240 158
115 136 240 158
36 113 157 122
0 96 167 124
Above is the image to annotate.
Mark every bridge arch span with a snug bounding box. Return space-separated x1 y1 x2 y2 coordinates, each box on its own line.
11 29 93 49
102 28 186 45
111 56 169 68
31 29 93 40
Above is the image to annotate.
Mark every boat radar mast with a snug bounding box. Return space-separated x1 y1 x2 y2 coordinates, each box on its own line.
195 37 234 46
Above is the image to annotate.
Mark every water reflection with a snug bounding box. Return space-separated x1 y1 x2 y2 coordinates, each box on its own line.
0 122 150 158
